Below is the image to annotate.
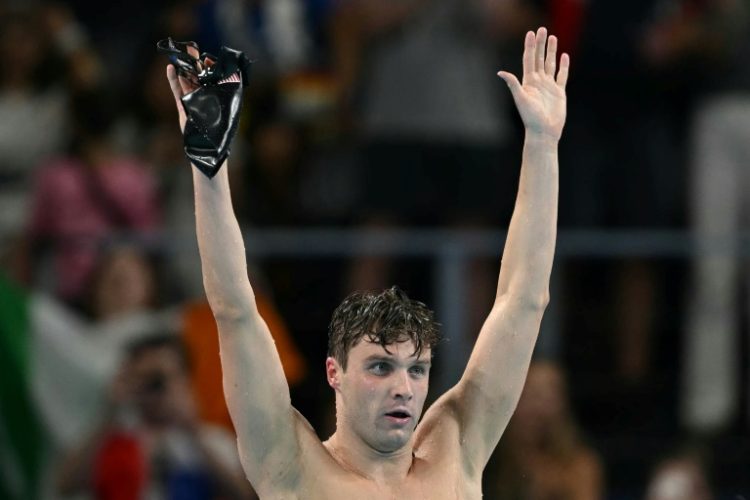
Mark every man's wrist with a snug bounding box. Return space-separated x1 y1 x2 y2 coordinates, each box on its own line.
524 131 560 149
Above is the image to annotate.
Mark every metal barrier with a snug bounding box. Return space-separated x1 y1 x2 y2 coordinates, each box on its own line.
236 227 738 392
22 227 740 391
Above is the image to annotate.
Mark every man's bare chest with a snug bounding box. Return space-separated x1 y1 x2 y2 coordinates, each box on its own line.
294 460 482 500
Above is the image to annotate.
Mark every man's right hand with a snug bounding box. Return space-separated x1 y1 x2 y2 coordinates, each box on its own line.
163 42 245 178
165 44 204 133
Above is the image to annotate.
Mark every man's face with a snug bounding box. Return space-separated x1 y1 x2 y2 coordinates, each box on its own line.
331 339 431 453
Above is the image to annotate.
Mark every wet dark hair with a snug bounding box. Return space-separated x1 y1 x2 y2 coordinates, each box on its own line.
328 286 442 370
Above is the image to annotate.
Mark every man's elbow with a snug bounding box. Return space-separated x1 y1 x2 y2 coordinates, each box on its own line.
530 290 551 310
497 289 550 311
207 290 258 324
211 304 254 324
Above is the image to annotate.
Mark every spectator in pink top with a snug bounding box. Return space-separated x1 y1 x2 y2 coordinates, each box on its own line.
28 90 160 306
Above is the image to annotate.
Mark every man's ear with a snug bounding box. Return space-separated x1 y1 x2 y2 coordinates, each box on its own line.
325 357 341 390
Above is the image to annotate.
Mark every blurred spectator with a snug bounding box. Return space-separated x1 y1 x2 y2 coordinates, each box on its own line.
0 3 101 243
555 0 692 387
1 242 302 499
117 51 208 298
195 0 319 79
120 0 203 95
30 246 179 455
333 0 534 337
27 89 160 306
119 54 186 170
87 245 159 319
335 0 532 223
488 360 604 499
681 0 750 433
55 334 254 500
0 246 179 500
191 0 340 227
243 101 307 226
645 448 713 500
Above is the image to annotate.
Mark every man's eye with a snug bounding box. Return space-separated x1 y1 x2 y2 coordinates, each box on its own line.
409 366 426 376
370 362 391 375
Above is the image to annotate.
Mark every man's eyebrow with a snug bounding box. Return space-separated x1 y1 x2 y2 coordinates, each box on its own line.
363 354 393 363
362 354 432 365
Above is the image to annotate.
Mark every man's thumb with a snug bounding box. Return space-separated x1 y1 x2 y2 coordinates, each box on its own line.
497 71 521 99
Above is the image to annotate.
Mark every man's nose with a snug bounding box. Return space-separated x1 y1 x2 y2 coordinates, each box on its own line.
391 369 414 400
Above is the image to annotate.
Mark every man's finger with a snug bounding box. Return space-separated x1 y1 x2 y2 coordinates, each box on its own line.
545 35 558 76
498 71 522 101
522 31 535 81
178 74 196 95
166 64 184 104
166 63 192 95
535 27 547 73
556 53 570 88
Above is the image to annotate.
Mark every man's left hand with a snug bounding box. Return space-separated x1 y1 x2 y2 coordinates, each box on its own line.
498 27 569 143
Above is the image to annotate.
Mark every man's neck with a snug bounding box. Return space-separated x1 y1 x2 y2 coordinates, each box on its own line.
324 430 415 484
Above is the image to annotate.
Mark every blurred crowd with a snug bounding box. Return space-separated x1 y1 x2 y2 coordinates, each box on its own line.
0 0 749 498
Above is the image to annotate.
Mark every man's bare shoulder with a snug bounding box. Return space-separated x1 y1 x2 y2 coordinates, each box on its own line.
251 409 336 497
414 390 463 453
413 386 488 478
260 404 480 499
262 410 371 498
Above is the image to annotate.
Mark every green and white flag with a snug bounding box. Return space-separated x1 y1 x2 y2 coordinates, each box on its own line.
0 274 44 500
0 274 179 500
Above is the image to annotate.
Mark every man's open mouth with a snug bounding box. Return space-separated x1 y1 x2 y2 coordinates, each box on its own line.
386 411 409 417
385 410 412 422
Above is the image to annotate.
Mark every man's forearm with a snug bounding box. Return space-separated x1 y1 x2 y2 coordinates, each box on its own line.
496 133 559 304
192 164 256 320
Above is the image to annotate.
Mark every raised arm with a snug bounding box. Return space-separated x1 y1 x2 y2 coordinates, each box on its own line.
440 27 568 469
166 56 301 493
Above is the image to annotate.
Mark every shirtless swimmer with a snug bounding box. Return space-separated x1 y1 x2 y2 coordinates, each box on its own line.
165 26 569 499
